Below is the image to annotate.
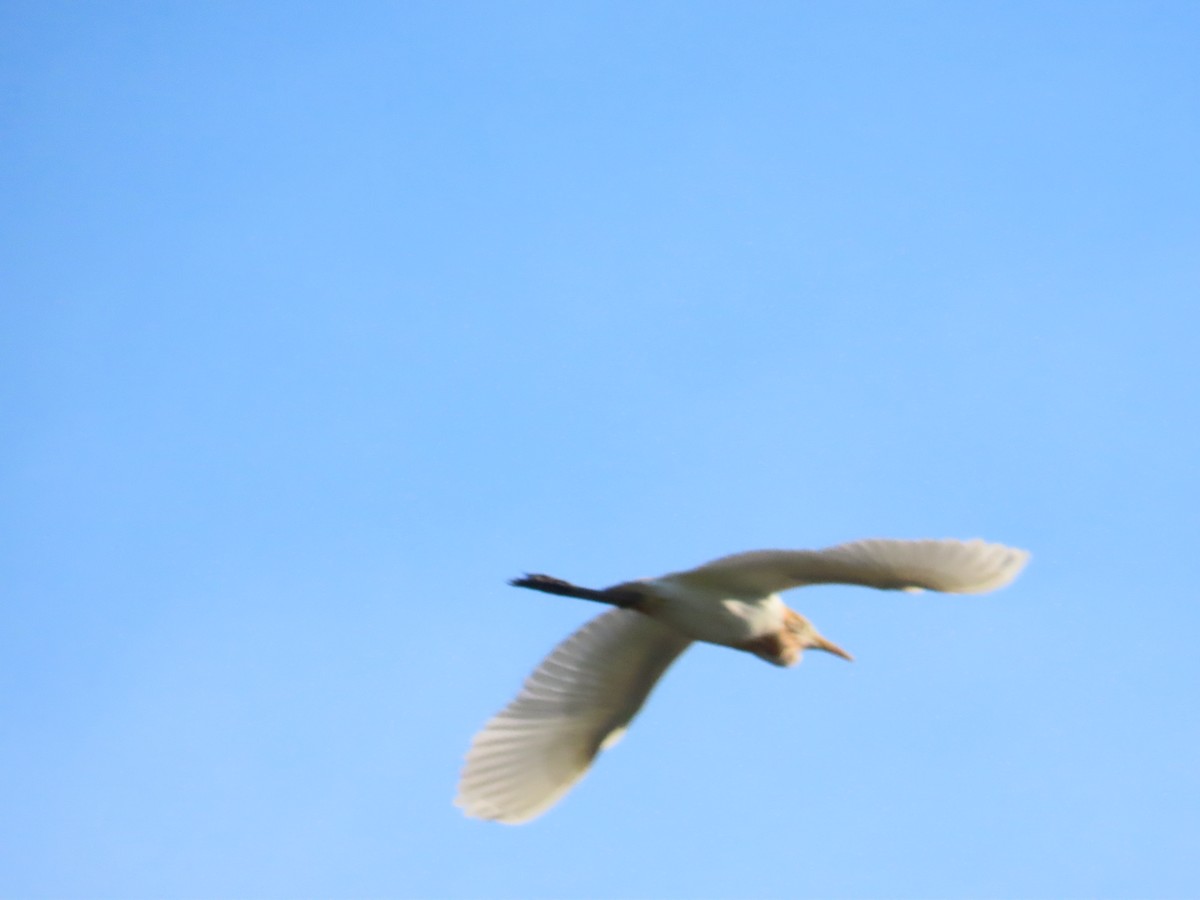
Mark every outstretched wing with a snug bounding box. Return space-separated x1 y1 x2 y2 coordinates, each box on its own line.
456 609 691 824
666 538 1030 596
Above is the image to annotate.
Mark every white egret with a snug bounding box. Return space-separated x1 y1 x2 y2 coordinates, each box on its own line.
457 537 1029 824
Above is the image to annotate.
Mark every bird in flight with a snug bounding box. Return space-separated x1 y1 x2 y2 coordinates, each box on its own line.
456 537 1029 824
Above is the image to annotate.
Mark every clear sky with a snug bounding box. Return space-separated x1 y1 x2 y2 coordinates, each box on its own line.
3 2 1198 898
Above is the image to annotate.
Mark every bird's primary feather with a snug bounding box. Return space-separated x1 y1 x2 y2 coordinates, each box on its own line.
665 538 1029 595
456 609 692 824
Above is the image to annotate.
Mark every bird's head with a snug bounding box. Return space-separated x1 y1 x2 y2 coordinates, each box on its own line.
785 611 854 662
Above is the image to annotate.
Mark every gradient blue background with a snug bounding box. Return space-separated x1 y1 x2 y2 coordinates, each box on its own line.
3 3 1198 897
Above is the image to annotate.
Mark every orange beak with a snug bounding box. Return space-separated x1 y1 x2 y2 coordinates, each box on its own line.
811 635 854 661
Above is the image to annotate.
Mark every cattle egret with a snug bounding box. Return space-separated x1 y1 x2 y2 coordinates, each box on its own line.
457 537 1029 824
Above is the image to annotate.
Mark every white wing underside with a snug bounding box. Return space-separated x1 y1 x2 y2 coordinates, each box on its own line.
456 609 691 824
665 538 1030 596
459 537 1029 824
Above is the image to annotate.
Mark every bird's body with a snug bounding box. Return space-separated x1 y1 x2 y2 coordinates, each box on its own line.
629 576 789 650
457 537 1030 824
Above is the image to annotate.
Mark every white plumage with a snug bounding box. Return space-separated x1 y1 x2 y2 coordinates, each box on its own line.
457 537 1029 824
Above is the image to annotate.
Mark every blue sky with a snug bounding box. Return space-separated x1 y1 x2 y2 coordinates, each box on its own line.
2 2 1198 897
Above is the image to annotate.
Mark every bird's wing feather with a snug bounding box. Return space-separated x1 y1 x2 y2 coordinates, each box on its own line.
456 609 691 824
667 538 1030 595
